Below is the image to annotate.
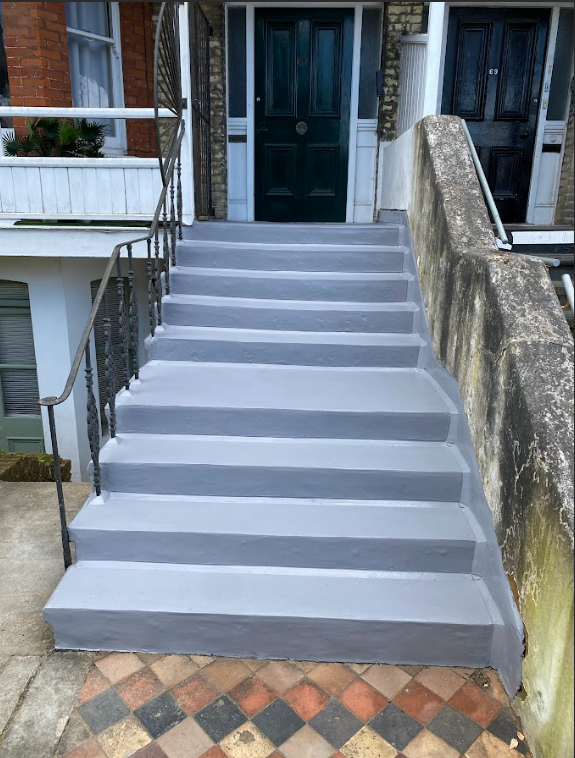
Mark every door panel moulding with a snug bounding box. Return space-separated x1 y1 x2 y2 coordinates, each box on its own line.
425 3 571 225
226 2 380 223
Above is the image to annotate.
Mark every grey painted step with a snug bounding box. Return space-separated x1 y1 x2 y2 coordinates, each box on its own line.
162 295 417 333
182 221 402 247
148 326 423 367
71 494 481 573
99 435 465 500
169 268 412 303
176 243 406 273
116 363 455 440
45 563 497 667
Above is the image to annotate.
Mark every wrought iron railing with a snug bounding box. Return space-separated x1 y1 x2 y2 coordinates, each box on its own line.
39 2 185 568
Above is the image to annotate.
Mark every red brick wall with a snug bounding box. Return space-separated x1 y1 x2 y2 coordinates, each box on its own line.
120 2 156 158
2 2 72 108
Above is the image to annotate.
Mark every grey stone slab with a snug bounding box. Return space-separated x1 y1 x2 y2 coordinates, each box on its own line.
0 657 41 735
162 295 417 333
177 242 406 273
0 652 94 758
169 267 411 302
115 363 453 440
71 495 478 573
98 435 463 501
149 326 422 367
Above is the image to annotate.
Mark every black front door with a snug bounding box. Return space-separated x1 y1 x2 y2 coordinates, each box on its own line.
442 9 549 223
255 9 354 223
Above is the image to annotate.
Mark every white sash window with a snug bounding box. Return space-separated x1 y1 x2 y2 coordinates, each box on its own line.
65 2 126 153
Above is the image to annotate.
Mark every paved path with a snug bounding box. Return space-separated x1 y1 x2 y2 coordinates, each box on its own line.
0 483 93 757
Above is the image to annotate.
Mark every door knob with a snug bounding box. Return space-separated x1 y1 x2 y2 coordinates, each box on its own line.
260 127 268 133
520 131 529 139
296 121 308 135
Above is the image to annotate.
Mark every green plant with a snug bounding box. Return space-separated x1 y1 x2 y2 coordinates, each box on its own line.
2 117 107 158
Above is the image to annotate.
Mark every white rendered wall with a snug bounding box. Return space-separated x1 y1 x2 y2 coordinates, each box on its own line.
1 256 148 481
380 127 415 212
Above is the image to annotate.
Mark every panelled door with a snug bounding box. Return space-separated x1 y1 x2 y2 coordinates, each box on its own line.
0 281 44 453
255 9 354 222
442 9 549 223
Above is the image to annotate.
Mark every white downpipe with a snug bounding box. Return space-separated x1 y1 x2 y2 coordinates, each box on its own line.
462 120 509 246
562 274 575 313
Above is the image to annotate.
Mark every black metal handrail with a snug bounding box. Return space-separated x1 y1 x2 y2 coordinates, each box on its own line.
39 2 185 568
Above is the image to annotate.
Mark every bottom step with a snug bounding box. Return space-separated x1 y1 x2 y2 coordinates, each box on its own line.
45 562 499 667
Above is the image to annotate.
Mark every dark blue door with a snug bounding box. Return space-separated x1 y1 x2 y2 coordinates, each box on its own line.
442 9 549 223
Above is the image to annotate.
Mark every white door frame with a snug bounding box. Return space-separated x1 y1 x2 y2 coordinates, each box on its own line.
229 2 381 223
425 2 574 225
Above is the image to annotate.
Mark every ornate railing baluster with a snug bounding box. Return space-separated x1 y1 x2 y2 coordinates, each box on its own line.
147 238 157 336
103 291 117 439
177 152 183 240
39 2 185 570
170 171 177 266
163 198 171 295
154 227 163 326
127 244 140 381
85 343 102 497
116 256 131 390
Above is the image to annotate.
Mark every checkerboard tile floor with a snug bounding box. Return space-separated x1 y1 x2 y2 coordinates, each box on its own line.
58 654 531 758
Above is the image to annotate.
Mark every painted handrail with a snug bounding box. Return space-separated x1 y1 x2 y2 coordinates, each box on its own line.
461 120 510 246
0 106 177 119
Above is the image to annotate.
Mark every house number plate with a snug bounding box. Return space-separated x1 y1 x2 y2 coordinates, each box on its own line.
296 121 308 135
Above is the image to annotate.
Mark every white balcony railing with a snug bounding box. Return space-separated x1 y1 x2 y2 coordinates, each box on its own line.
0 106 176 221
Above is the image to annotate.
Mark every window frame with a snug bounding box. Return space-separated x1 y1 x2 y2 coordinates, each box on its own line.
66 1 127 155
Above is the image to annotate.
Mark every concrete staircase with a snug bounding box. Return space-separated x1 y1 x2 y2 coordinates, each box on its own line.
45 220 523 693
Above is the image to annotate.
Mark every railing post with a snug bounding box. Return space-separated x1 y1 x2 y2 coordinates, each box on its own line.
47 404 72 570
147 238 157 336
116 254 131 390
154 228 163 325
127 244 140 381
84 344 102 497
163 198 171 295
103 291 118 438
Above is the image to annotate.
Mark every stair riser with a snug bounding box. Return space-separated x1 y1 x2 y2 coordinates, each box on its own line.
100 463 463 501
115 407 451 441
161 302 415 333
176 247 406 273
169 273 409 303
72 530 476 573
46 609 493 668
149 339 421 368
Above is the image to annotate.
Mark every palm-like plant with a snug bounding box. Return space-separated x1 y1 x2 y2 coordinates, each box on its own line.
2 118 106 158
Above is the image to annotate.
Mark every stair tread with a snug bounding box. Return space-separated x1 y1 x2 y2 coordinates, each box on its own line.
100 435 464 475
171 267 412 282
118 363 453 415
46 562 494 626
182 222 401 245
71 494 477 542
152 325 425 346
164 293 418 312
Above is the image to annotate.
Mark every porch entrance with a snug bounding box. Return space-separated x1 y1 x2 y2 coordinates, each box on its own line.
442 8 549 224
254 8 354 223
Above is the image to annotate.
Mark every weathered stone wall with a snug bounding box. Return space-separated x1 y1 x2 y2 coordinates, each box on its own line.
555 113 574 226
409 116 574 758
199 2 227 219
378 2 425 141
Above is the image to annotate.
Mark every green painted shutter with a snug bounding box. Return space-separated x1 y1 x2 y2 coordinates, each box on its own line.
0 281 44 453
